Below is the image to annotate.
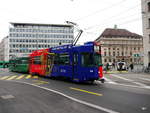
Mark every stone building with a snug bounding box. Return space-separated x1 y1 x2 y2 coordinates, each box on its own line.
95 28 143 66
141 0 150 67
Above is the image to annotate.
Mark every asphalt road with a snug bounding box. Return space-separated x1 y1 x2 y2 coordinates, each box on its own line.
0 68 150 113
0 80 104 113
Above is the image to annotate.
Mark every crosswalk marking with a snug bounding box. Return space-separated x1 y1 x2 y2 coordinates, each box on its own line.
103 77 117 84
0 76 10 80
6 76 17 80
25 75 32 79
16 75 25 80
111 74 147 87
0 75 38 80
32 76 38 79
139 78 150 82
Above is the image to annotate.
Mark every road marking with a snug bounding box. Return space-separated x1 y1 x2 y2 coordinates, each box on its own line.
32 76 38 79
11 81 120 113
33 83 45 85
16 75 25 80
25 75 32 79
1 95 15 99
70 87 103 96
0 76 10 80
139 78 150 82
105 81 150 89
111 74 133 82
104 77 117 84
6 76 17 80
111 74 147 87
141 107 147 111
32 80 49 85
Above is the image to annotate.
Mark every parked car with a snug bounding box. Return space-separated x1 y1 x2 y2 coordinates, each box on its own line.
117 62 127 71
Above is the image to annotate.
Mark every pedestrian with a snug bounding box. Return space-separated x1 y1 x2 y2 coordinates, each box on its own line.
130 63 134 71
119 62 123 71
112 62 115 69
106 63 109 71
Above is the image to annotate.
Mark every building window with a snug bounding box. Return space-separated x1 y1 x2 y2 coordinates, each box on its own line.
130 52 132 56
148 18 150 28
113 52 115 56
134 47 136 50
122 52 124 56
109 59 111 62
148 2 150 12
104 51 106 56
113 59 115 63
117 52 119 56
149 34 150 43
138 47 140 51
109 52 111 56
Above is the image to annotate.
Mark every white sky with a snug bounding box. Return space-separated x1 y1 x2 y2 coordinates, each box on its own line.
0 0 142 44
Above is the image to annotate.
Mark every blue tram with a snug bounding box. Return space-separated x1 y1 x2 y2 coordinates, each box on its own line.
48 41 104 82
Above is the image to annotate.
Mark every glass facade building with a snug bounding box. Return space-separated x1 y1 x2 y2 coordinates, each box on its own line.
7 23 74 60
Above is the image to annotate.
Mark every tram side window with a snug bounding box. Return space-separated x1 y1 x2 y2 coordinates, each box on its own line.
81 53 94 67
94 53 102 66
73 53 78 65
21 59 29 64
54 53 70 65
33 56 41 64
21 57 29 64
16 60 20 64
54 54 59 64
59 54 70 65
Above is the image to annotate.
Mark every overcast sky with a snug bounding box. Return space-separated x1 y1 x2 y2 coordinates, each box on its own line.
0 0 142 44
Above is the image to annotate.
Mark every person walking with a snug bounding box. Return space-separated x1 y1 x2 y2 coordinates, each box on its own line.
130 63 134 72
106 63 109 71
112 62 115 70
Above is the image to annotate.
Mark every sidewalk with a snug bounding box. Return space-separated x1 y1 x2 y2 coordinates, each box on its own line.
103 69 150 75
0 68 9 72
103 64 149 74
104 70 128 74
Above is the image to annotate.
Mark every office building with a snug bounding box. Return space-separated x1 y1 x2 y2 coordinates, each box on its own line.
2 22 74 61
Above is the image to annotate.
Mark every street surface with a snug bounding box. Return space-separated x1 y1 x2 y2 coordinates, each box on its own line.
0 68 150 113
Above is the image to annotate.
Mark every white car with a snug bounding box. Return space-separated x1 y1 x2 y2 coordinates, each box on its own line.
117 62 127 71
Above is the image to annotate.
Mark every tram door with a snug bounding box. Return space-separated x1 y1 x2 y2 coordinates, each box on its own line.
46 54 55 76
73 53 79 81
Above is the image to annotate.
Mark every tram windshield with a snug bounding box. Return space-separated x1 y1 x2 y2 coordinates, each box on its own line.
81 53 102 67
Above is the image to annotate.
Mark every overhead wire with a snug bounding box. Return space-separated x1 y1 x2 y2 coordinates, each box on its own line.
75 0 128 21
73 0 143 43
84 3 141 30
